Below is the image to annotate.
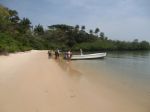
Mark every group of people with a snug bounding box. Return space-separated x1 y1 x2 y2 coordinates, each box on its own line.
48 49 72 60
64 50 72 60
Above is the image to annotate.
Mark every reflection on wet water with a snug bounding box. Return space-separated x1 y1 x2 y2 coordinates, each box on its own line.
70 51 150 111
54 57 82 81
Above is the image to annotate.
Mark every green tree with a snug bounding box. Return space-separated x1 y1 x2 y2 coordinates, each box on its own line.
8 9 20 23
48 24 74 31
89 29 93 35
34 24 44 35
75 25 79 30
0 5 11 32
139 41 150 50
19 17 31 33
100 32 105 40
81 25 85 31
94 28 100 36
132 39 139 50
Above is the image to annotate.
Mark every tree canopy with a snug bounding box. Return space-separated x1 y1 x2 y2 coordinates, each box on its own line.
0 5 150 54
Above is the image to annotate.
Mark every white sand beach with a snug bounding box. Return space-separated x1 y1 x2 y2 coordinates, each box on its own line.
0 50 148 112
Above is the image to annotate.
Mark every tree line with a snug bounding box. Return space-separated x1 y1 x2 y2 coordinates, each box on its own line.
0 5 150 54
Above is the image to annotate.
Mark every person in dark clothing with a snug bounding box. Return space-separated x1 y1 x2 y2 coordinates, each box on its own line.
48 50 51 58
55 49 60 59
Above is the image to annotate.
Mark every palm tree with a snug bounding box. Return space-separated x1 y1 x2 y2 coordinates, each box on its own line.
34 24 44 35
81 25 85 31
75 25 79 30
94 28 100 36
20 18 31 28
8 9 20 23
75 25 80 33
89 29 93 35
100 32 105 40
19 17 31 33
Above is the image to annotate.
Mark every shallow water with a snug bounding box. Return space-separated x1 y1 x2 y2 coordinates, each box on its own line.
71 51 150 111
1 50 150 112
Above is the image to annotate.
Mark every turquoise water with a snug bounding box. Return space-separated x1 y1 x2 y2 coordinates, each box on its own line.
71 51 150 109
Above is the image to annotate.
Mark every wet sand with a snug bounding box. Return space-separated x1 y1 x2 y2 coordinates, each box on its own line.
0 50 149 112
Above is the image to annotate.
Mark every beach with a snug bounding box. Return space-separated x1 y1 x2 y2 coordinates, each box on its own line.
0 50 149 112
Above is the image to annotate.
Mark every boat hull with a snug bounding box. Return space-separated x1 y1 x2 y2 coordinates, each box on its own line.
71 52 107 60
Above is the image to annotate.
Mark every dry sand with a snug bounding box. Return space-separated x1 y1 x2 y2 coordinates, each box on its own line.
0 50 148 112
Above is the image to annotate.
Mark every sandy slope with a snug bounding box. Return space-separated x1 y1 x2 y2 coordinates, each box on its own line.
0 50 148 112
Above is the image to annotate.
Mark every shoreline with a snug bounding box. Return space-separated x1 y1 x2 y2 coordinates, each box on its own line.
0 50 149 112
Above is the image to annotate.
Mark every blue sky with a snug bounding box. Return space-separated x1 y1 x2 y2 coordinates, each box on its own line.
1 0 150 41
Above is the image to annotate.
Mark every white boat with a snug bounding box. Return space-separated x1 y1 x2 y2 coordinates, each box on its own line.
71 52 107 60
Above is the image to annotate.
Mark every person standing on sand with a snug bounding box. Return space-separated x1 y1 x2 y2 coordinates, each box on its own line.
80 49 83 55
55 49 57 59
67 50 72 61
55 48 60 59
57 49 60 57
64 51 68 59
48 50 51 58
51 50 54 57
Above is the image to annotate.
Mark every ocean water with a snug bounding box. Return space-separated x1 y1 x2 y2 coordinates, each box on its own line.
71 51 150 111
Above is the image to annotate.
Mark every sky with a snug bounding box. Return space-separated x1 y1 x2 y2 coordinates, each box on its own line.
1 0 150 41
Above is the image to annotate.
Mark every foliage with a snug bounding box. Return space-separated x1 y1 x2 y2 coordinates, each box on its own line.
0 5 150 54
34 24 44 35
